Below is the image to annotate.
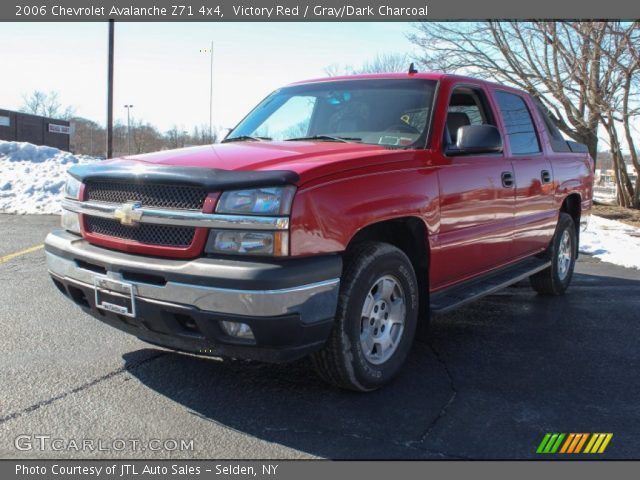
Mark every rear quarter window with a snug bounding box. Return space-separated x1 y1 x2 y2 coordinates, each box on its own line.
532 99 571 153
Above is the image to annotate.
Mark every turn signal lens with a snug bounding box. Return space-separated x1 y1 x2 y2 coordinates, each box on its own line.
61 210 81 235
205 230 289 256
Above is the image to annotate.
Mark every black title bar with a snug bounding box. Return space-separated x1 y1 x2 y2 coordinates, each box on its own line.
4 0 638 21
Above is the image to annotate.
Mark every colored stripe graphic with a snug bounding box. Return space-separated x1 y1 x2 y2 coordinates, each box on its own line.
538 433 613 454
543 433 559 453
549 433 565 453
574 433 589 453
536 433 566 453
584 433 614 453
559 433 575 453
584 434 599 453
597 434 613 453
536 433 552 454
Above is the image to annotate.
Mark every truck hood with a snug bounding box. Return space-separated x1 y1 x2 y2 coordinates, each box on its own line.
102 141 411 185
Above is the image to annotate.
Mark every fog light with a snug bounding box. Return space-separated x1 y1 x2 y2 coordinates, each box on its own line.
220 321 254 340
61 210 81 235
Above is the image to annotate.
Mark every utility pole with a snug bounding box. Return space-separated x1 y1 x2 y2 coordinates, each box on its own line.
124 105 134 154
200 42 214 143
209 41 213 142
106 19 114 158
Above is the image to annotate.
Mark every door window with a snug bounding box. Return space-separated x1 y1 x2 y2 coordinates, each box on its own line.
494 91 541 155
445 88 494 147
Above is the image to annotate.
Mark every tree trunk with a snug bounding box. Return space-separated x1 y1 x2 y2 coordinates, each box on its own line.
582 129 599 166
622 74 640 209
604 115 633 208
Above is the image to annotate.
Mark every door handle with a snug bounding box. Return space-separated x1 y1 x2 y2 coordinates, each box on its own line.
541 170 552 184
501 171 514 188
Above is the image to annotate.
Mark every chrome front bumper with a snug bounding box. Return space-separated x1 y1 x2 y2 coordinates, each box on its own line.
44 229 341 361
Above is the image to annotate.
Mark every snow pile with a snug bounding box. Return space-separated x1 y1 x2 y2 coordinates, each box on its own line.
0 141 99 214
580 215 640 269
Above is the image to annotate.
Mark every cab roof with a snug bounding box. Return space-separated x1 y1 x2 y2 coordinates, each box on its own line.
288 72 524 95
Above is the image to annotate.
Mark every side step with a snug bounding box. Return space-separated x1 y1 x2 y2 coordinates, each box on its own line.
430 257 551 315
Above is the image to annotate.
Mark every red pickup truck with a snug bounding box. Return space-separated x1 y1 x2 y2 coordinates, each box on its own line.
45 73 593 391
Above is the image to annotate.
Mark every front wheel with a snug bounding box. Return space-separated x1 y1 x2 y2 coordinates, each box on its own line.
529 212 577 295
311 242 418 391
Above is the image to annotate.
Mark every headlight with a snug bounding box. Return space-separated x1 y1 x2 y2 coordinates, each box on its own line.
64 175 82 200
216 186 296 215
205 230 289 256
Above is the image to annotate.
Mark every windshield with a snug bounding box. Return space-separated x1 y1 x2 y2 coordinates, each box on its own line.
226 79 437 148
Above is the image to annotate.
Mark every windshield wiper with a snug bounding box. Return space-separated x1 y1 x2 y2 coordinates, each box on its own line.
285 135 361 143
221 135 272 143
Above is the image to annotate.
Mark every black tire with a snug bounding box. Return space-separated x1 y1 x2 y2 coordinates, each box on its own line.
310 242 419 391
529 212 577 296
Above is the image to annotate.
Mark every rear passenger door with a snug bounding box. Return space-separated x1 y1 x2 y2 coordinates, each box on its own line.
493 91 556 257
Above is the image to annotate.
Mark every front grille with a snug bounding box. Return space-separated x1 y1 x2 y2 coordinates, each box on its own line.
85 181 208 210
86 217 195 247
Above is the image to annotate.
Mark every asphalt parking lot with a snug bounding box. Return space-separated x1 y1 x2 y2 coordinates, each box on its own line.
1 213 639 459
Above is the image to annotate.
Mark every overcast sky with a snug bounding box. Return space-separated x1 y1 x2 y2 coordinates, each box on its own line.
0 22 415 131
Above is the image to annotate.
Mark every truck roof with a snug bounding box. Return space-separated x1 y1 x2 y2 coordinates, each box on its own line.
289 72 525 95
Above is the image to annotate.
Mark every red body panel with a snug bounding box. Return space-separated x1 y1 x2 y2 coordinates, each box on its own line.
85 73 593 292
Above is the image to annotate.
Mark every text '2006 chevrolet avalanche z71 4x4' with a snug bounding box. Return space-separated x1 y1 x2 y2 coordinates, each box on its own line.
46 72 593 391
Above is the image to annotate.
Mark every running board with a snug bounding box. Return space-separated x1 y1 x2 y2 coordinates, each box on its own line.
430 257 551 315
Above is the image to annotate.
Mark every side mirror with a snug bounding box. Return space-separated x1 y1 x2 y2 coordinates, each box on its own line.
447 124 503 156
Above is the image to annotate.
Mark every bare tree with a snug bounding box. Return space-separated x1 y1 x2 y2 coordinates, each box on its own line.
20 90 76 119
324 53 411 76
590 22 640 207
357 53 412 74
130 120 165 155
409 22 602 157
323 63 347 77
188 124 217 145
165 126 188 150
408 21 640 207
70 114 228 156
70 117 106 157
111 122 129 157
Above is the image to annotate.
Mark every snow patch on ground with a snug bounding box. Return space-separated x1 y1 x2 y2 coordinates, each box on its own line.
0 141 99 214
580 215 640 269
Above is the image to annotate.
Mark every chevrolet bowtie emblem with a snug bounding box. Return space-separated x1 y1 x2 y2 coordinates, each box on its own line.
113 201 143 225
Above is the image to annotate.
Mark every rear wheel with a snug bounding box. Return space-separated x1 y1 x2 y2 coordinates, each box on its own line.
311 242 418 391
529 212 577 295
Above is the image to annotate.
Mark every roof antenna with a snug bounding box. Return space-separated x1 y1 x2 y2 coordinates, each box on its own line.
408 62 418 74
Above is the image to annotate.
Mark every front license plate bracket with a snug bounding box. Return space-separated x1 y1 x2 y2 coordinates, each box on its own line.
94 277 137 318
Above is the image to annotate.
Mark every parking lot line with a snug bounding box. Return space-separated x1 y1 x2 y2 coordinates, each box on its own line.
0 244 44 264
